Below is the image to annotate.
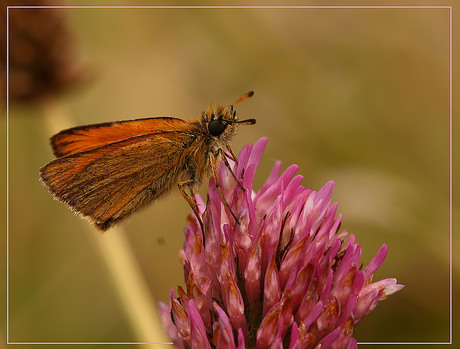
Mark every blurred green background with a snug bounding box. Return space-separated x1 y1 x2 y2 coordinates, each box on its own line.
2 2 458 349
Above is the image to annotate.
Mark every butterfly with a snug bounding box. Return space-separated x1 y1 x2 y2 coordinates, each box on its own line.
40 91 256 231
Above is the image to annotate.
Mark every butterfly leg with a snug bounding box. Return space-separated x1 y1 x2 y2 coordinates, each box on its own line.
225 143 238 162
178 180 205 237
224 144 247 184
217 146 245 191
222 152 245 191
209 151 241 225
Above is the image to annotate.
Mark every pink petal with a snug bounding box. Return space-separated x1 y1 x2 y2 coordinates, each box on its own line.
289 262 315 310
279 236 308 288
247 137 268 170
316 327 341 348
261 196 283 263
269 316 285 349
282 175 304 206
256 304 280 348
237 328 246 349
347 337 358 349
213 302 236 349
263 251 281 316
219 244 237 287
188 300 212 349
356 278 404 321
158 301 184 349
255 160 282 201
300 300 323 331
244 235 262 305
170 290 191 342
257 293 293 348
363 243 388 282
223 273 247 335
316 296 340 333
288 321 301 349
186 274 213 331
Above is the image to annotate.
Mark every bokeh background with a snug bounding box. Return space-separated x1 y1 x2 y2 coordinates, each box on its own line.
2 1 459 348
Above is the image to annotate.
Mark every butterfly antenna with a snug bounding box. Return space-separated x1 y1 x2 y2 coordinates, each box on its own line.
226 91 256 125
228 91 254 108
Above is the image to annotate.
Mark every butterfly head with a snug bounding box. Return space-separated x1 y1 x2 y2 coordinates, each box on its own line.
201 91 256 140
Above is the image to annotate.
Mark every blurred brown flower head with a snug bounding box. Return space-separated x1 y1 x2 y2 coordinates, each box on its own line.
1 1 87 104
158 138 404 348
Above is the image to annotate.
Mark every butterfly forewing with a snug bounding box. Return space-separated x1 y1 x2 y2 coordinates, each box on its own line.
51 117 188 157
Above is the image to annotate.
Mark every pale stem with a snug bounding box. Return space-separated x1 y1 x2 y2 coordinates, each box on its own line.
40 98 171 347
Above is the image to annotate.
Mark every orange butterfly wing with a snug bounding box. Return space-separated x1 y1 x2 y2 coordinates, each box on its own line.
51 117 189 157
41 118 203 230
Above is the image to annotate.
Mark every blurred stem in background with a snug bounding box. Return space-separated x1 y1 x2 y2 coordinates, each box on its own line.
40 98 170 346
4 2 170 344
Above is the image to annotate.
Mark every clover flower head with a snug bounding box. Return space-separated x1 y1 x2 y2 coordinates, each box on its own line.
159 138 403 349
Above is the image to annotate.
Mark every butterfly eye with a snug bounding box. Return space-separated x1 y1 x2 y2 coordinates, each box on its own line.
208 118 226 136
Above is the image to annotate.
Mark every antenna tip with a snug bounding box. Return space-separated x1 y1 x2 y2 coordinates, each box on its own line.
247 91 254 97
